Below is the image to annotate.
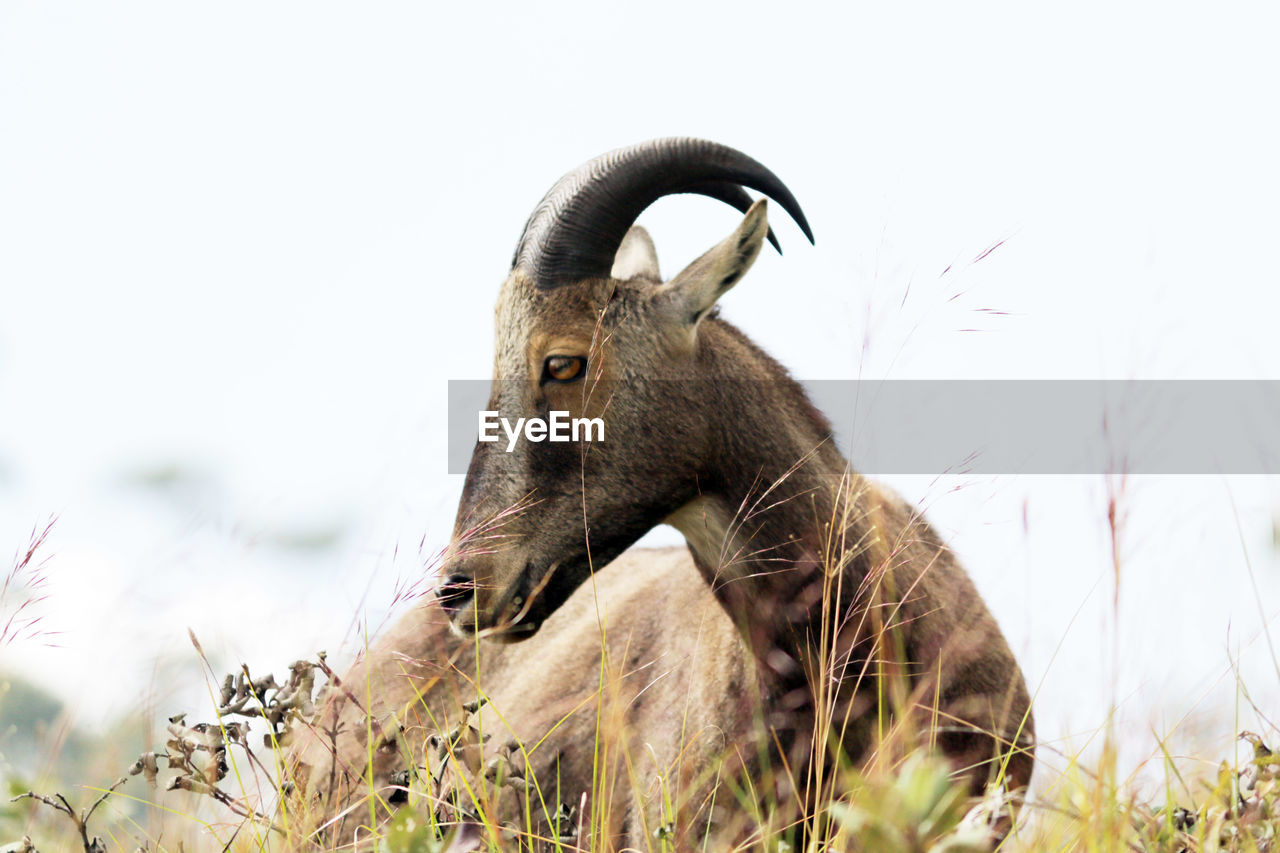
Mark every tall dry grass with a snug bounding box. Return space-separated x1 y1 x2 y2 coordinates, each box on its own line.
3 478 1277 852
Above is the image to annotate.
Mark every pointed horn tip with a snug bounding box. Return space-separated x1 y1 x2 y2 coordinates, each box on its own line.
788 205 816 246
759 186 816 249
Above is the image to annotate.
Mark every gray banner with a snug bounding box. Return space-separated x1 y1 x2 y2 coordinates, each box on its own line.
446 380 1280 475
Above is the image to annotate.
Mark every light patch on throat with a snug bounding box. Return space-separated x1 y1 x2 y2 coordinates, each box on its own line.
663 496 745 580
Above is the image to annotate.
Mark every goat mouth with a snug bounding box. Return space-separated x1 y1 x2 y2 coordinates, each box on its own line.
478 558 576 643
447 556 590 642
446 607 535 642
453 563 543 643
483 619 541 644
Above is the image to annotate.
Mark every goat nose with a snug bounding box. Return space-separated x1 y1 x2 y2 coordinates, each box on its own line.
435 573 476 613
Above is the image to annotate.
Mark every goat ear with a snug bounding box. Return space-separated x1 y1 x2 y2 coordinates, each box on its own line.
611 226 661 281
659 199 768 326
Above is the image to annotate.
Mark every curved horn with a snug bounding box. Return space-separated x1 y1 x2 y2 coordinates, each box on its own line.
511 138 814 287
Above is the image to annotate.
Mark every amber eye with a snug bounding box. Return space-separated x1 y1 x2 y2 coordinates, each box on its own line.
543 355 586 383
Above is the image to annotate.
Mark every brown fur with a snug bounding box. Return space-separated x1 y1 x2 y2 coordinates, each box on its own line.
288 207 1034 849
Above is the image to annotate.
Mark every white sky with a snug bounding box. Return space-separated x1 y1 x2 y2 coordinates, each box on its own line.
2 1 1279 787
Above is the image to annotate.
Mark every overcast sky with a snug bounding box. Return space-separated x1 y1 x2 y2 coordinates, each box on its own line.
2 2 1278 786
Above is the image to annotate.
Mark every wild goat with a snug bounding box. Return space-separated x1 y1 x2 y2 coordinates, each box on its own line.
289 138 1034 849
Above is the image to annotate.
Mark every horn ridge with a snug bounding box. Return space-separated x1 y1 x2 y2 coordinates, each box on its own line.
511 138 812 287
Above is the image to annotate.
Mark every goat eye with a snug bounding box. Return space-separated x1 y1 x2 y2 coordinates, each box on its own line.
543 356 586 383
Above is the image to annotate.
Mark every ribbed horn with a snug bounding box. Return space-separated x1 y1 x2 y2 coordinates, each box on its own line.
511 138 813 287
